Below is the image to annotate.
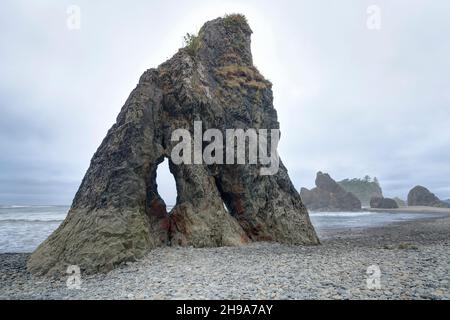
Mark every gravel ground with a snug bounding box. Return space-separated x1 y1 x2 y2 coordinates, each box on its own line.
1 214 449 300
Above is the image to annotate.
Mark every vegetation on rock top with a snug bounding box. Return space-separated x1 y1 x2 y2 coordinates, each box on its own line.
183 32 201 56
223 13 248 28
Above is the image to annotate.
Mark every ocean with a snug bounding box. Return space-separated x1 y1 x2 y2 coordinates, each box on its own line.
308 210 447 239
0 205 445 253
0 205 70 253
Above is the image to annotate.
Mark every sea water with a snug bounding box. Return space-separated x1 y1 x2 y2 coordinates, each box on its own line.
309 210 446 239
0 205 69 253
0 205 446 253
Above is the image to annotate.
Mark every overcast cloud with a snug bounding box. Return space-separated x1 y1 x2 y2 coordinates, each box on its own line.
1 0 449 205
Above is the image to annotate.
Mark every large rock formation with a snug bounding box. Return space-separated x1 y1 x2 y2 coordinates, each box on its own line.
338 177 383 207
407 186 450 208
27 15 319 276
370 197 399 209
300 172 362 211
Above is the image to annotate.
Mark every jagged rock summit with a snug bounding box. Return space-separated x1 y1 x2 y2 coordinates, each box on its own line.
28 15 319 275
300 172 362 212
407 186 450 208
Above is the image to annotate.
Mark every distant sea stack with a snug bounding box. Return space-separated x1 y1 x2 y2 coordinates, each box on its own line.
27 15 319 276
370 197 399 209
407 186 450 208
338 176 383 207
300 172 362 212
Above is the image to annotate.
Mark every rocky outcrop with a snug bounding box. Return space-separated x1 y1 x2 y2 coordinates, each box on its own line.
370 197 399 209
338 177 383 207
407 186 450 208
27 15 319 276
300 172 361 211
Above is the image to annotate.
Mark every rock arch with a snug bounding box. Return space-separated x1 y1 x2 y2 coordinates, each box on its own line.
28 15 319 275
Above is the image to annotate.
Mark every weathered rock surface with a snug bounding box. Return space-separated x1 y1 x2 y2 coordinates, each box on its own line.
300 172 362 211
27 15 319 276
407 186 450 208
370 197 399 209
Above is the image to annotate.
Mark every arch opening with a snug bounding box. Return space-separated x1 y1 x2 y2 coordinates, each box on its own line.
155 158 177 212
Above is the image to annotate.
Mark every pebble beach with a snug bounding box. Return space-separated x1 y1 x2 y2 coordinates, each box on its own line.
1 212 449 300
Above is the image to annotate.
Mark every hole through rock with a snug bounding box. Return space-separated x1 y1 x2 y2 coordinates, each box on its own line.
155 158 177 211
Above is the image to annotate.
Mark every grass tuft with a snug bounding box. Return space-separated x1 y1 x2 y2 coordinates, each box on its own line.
223 13 248 27
183 32 201 56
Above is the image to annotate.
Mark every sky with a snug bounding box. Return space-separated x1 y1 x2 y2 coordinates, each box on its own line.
0 0 449 205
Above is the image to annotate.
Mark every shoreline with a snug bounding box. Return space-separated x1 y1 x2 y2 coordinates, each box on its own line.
1 210 449 299
307 206 450 215
365 205 450 214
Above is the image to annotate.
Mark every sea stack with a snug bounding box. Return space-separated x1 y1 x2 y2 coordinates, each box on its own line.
407 185 450 208
338 177 383 207
27 15 319 275
300 172 362 212
370 197 399 209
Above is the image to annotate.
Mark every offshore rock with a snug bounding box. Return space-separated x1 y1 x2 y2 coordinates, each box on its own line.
407 186 450 208
300 172 362 212
28 15 319 276
370 197 399 209
338 177 383 207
